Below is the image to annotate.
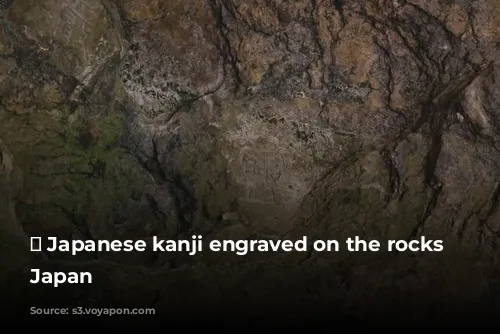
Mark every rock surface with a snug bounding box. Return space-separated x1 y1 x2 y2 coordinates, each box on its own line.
1 0 500 320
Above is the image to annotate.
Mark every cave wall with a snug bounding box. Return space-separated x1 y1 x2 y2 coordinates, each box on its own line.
1 0 500 319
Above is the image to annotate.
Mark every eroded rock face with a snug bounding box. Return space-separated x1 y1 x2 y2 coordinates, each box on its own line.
6 0 123 97
119 0 224 120
1 0 500 319
0 139 35 280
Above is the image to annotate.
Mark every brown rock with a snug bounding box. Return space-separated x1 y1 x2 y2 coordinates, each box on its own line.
321 102 403 141
313 0 343 68
473 0 500 40
2 0 500 317
0 58 67 111
114 0 163 22
120 0 224 119
446 4 469 37
234 31 278 86
7 0 123 85
275 0 312 23
236 0 280 35
333 15 377 85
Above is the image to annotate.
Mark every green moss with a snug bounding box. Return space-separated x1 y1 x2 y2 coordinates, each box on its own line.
177 137 237 219
174 115 238 220
0 103 131 227
94 110 125 149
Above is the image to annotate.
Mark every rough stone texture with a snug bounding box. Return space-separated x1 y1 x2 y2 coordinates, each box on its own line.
6 0 123 99
119 0 224 120
1 0 500 321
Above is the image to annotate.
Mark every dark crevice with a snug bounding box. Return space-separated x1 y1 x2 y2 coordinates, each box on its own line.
382 148 401 201
145 194 167 222
409 182 443 240
168 173 196 237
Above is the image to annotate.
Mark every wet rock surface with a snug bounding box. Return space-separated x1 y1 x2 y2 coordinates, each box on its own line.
1 0 500 320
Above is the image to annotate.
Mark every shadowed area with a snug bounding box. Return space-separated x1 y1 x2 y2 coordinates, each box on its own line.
1 0 500 322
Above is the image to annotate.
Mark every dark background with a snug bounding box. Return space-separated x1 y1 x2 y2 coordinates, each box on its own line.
1 0 500 323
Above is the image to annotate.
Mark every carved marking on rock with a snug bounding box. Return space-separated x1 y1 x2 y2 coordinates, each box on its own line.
60 0 100 44
240 147 284 182
238 147 285 204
